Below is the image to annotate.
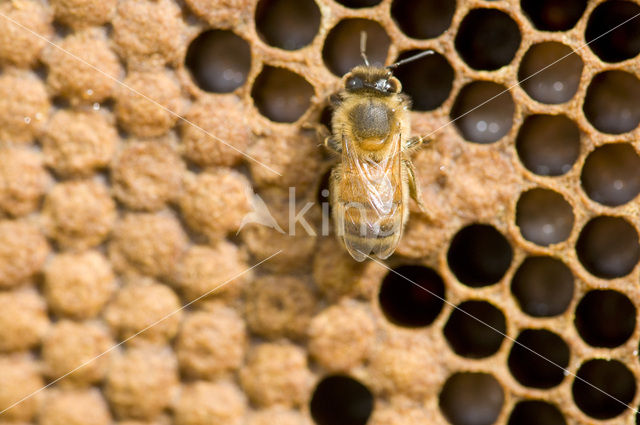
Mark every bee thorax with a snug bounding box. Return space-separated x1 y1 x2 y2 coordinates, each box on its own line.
349 102 392 141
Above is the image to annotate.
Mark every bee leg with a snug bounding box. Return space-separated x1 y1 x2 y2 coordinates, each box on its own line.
324 136 342 154
403 158 426 212
404 135 431 152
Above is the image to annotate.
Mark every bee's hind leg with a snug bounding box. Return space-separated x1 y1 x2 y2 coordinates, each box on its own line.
403 158 426 212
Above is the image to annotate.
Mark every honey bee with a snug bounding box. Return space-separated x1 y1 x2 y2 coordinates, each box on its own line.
323 34 432 261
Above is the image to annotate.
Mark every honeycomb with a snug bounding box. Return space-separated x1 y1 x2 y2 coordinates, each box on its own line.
1 0 640 424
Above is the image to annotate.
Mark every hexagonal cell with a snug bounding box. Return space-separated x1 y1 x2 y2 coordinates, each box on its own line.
251 65 314 123
583 70 640 134
518 42 583 104
255 0 320 50
391 0 456 40
310 375 373 425
439 372 504 425
507 400 566 425
454 9 521 71
451 81 515 144
521 0 586 31
572 359 636 420
515 114 580 176
443 300 506 359
185 29 251 93
335 0 382 7
576 216 639 279
575 289 636 348
323 18 390 77
511 256 574 318
515 188 574 246
378 265 445 328
507 329 570 389
581 143 640 207
392 49 454 111
586 1 640 63
447 224 513 288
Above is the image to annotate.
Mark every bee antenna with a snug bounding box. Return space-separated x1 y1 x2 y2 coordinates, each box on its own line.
386 50 434 70
360 31 370 67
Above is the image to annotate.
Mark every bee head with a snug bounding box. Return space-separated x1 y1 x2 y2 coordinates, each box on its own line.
344 67 401 96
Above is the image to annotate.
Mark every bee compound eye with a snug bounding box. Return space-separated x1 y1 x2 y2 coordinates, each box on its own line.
346 76 364 90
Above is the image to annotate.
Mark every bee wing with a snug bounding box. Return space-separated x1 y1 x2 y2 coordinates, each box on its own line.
337 133 404 261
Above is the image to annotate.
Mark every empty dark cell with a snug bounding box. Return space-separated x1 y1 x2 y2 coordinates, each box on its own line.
379 265 445 327
515 188 574 246
451 81 515 144
185 30 251 93
586 1 640 63
573 359 636 420
455 9 521 71
316 168 331 207
521 0 586 31
393 50 454 111
575 290 636 348
511 256 574 318
255 0 321 50
508 400 567 425
581 143 640 207
583 70 640 134
443 300 506 359
576 216 640 279
335 0 382 8
323 19 390 77
251 66 314 123
310 375 374 425
439 372 504 425
515 114 580 176
508 329 570 389
391 0 456 39
518 42 583 104
447 224 513 287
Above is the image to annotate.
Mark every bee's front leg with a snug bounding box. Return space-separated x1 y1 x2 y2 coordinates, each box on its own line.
404 135 431 152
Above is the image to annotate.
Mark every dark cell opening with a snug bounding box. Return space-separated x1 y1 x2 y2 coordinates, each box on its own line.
439 372 504 425
392 49 454 111
310 375 374 425
515 188 574 246
583 70 640 134
451 81 515 144
581 143 640 207
443 300 506 359
575 289 636 348
391 0 456 39
447 224 513 287
508 400 566 425
335 0 382 8
185 30 251 93
323 19 390 77
508 329 570 389
455 9 521 71
518 42 583 104
573 359 636 420
586 1 640 63
521 0 587 31
576 216 640 279
251 65 314 123
511 256 574 318
316 168 331 208
378 265 445 327
255 0 321 50
515 114 580 176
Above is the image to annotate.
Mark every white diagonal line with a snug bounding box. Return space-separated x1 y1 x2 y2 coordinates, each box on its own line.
0 250 282 416
424 10 640 140
0 11 282 177
367 255 639 415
